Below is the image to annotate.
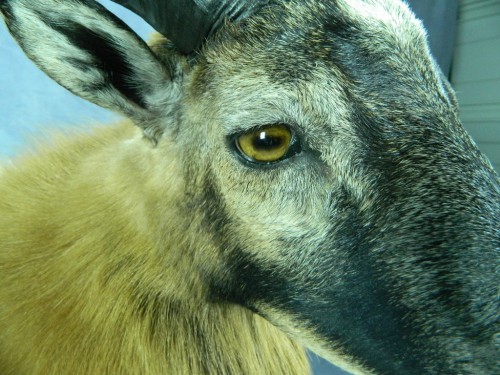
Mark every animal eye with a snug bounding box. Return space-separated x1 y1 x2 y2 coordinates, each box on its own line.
235 124 296 163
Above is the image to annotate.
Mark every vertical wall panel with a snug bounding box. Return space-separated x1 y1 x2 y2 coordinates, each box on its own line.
452 0 500 173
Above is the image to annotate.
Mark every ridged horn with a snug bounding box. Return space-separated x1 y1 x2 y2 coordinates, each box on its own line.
111 0 269 54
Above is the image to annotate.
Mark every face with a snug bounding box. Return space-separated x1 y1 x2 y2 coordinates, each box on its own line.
171 0 500 374
1 0 497 373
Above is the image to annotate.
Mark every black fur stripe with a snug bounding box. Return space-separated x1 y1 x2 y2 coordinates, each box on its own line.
0 0 10 14
41 17 148 109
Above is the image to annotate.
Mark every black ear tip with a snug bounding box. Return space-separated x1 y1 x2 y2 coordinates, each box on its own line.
0 4 9 19
0 0 14 15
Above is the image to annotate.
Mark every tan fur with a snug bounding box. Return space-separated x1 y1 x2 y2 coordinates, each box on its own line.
3 0 498 373
0 123 310 374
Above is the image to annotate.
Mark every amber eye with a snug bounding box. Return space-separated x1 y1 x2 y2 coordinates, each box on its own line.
236 124 294 163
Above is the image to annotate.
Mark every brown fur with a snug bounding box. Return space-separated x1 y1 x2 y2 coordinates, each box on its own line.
1 0 499 374
0 123 310 374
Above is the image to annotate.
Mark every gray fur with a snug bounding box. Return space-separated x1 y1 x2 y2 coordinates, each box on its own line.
1 0 499 374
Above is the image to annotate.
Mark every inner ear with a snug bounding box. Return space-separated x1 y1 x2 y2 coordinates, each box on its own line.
48 19 149 109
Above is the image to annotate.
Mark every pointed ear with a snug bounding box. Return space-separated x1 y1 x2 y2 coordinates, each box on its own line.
0 0 184 141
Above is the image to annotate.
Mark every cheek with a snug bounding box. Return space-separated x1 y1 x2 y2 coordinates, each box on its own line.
217 167 332 258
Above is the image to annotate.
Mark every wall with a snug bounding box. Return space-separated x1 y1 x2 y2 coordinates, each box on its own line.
452 0 500 173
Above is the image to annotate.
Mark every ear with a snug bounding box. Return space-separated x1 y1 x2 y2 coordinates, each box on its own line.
0 0 183 141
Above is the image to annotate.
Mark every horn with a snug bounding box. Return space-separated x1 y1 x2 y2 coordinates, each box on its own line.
111 0 269 54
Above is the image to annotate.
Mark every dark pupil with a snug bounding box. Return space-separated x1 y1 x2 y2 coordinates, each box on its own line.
252 131 284 150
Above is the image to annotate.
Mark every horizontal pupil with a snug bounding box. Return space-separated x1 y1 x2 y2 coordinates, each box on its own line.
252 133 285 150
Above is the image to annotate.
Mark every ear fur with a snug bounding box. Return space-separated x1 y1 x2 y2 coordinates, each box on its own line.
0 0 185 141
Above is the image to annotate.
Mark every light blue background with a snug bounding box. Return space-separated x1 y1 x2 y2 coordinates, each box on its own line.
0 1 347 374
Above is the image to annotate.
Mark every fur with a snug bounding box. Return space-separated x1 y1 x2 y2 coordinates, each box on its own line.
0 124 309 374
1 0 499 374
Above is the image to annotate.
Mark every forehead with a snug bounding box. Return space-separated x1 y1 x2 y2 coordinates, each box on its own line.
200 0 444 124
203 0 439 105
208 0 428 73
